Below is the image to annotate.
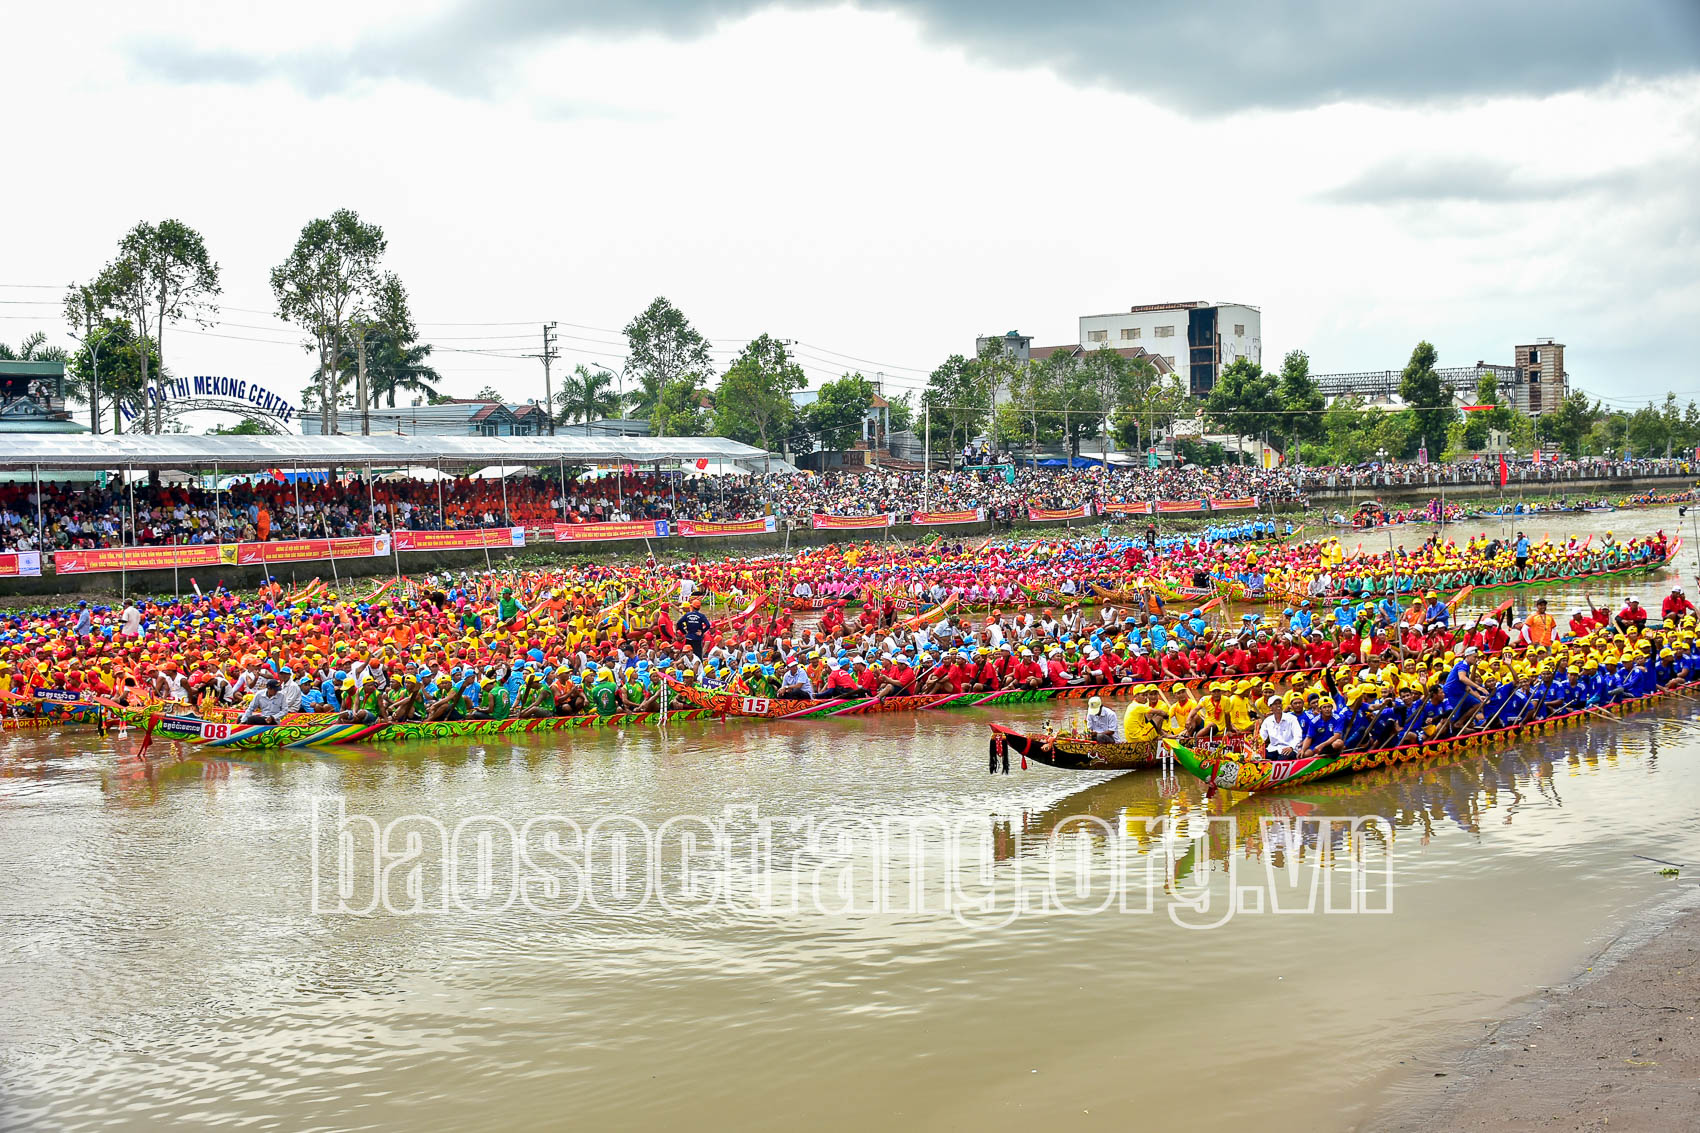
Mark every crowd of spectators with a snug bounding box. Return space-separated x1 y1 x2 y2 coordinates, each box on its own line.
0 454 1693 553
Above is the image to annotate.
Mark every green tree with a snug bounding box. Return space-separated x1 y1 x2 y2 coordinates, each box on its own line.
63 282 114 432
92 219 221 434
653 376 711 437
1534 390 1600 456
1458 372 1514 451
326 274 440 411
63 319 156 433
623 297 714 437
1110 354 1191 454
554 364 622 431
1274 349 1324 450
1202 357 1283 440
923 354 990 458
886 391 915 433
1397 340 1451 457
806 373 876 454
1304 396 1417 465
207 417 269 435
1050 356 1110 457
1004 352 1066 456
0 331 67 362
270 209 386 435
712 334 805 470
1625 400 1674 457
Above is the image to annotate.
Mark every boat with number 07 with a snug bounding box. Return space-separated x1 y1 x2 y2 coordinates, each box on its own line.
1165 685 1692 794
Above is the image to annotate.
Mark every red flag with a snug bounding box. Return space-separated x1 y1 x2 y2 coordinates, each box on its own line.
694 458 709 471
1497 453 1509 487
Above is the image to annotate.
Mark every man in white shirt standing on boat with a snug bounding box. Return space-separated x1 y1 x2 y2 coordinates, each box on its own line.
119 600 143 639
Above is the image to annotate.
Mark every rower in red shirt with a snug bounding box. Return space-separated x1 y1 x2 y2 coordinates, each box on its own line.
1126 650 1157 682
1161 647 1193 680
821 660 860 695
852 658 880 695
884 656 917 695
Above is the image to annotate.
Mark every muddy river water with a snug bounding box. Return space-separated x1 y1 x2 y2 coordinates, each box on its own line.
3 508 1698 1131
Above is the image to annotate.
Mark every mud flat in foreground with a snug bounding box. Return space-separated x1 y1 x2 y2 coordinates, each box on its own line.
1378 887 1700 1131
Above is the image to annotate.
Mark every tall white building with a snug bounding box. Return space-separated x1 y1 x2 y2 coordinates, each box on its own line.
1078 301 1261 397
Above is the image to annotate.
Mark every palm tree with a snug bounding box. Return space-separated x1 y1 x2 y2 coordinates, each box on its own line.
0 332 68 362
554 364 623 431
322 326 442 410
371 335 441 407
624 369 665 422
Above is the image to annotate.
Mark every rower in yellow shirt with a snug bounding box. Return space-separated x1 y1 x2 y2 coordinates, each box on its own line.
1226 682 1258 732
1163 682 1200 736
1123 685 1169 742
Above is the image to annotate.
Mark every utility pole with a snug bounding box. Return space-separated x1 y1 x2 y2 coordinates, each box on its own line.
541 322 559 435
355 329 372 435
922 399 930 512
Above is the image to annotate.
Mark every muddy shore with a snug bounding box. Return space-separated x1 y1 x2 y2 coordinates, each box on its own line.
1375 886 1700 1131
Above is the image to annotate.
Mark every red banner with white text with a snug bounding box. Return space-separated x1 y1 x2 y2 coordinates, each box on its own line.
553 520 670 542
393 527 525 552
0 551 43 577
909 509 985 526
1156 500 1206 513
53 544 224 575
675 517 777 537
1209 497 1258 510
235 536 390 565
811 514 894 530
1097 501 1151 516
1026 504 1091 521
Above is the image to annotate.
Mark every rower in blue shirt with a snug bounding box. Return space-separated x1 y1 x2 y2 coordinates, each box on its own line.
1298 698 1346 756
1442 648 1488 728
1369 688 1415 745
1333 598 1355 629
1477 678 1515 729
1543 669 1578 715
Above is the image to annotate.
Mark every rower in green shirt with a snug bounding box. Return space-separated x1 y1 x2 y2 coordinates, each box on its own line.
590 668 620 716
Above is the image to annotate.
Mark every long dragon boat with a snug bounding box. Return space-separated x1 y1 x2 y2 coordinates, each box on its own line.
0 688 109 730
988 723 1165 771
106 702 713 751
661 678 1079 720
660 661 1329 721
1311 538 1679 603
1165 685 1690 794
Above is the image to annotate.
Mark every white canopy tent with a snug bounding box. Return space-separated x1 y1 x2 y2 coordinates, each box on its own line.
0 434 770 472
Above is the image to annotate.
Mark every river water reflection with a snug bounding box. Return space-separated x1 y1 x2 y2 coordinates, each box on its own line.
2 507 1698 1131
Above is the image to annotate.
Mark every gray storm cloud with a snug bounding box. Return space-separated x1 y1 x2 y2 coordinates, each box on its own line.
129 0 1700 112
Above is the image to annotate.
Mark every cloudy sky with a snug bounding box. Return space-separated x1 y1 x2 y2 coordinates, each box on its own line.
3 0 1697 420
